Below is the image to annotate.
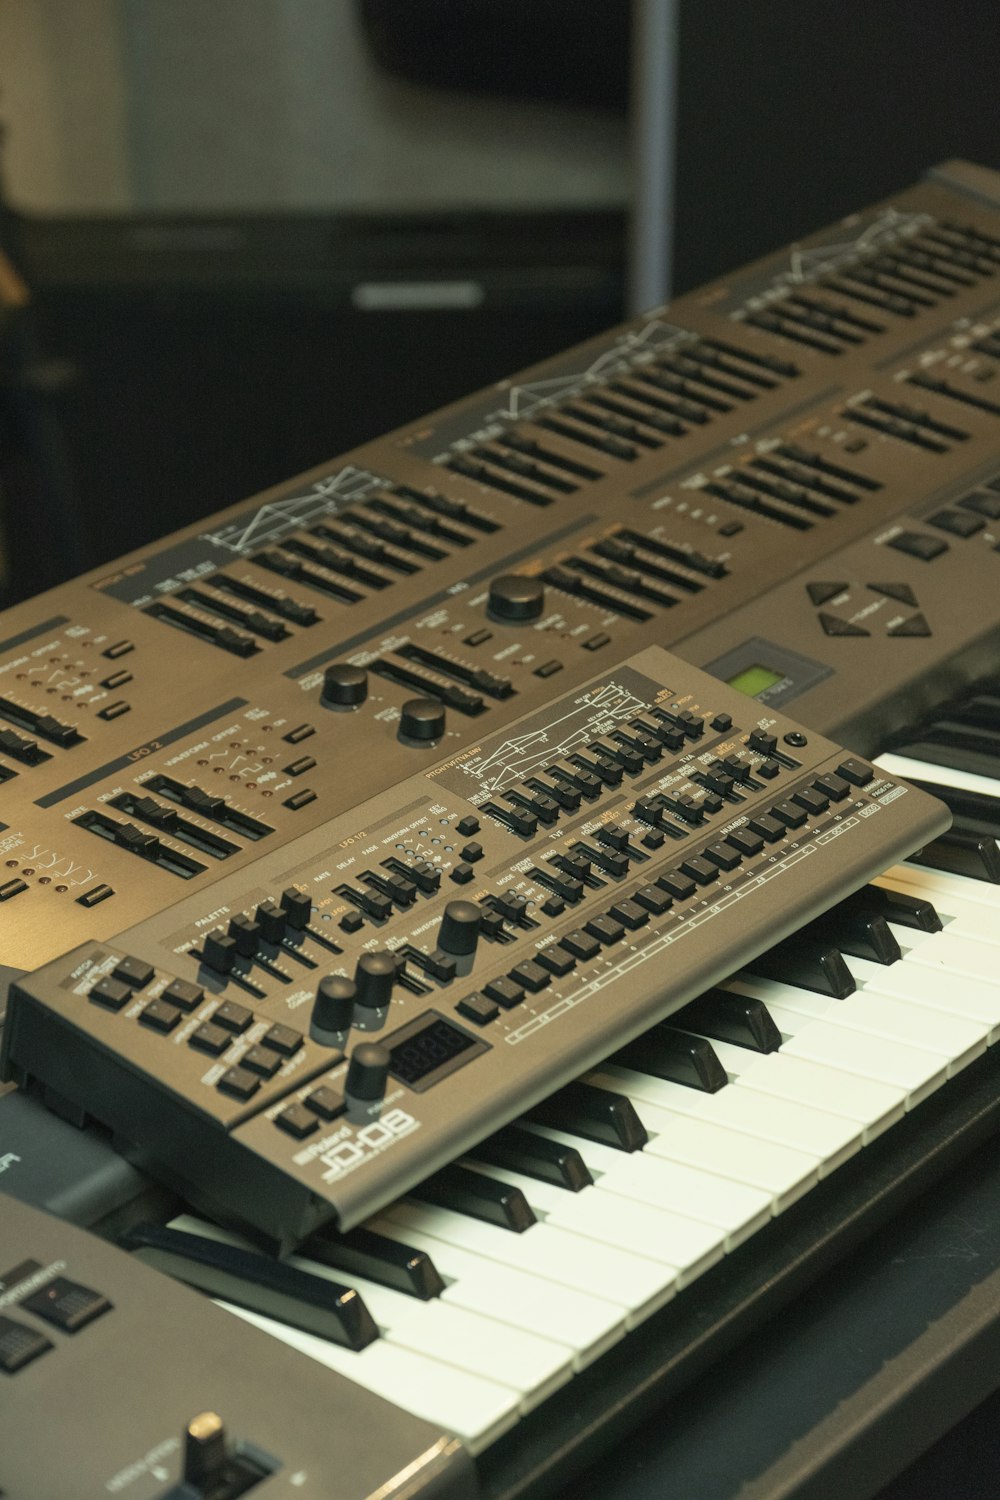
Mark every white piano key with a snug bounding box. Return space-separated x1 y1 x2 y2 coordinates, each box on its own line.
780 1019 948 1105
889 861 1000 910
588 1061 862 1174
874 751 1000 801
217 1301 520 1453
732 1052 906 1142
818 990 986 1075
723 974 835 1022
460 1158 724 1287
582 1072 821 1212
848 954 1000 1045
382 1200 677 1328
520 1123 772 1249
366 1213 625 1368
901 930 1000 987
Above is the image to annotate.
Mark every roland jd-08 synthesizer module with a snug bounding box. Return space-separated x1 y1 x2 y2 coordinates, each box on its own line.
4 158 1000 1243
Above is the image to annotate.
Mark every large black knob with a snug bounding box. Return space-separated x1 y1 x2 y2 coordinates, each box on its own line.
311 975 355 1044
488 573 545 622
438 899 481 957
399 697 446 743
321 663 368 707
346 1042 391 1102
354 950 396 1010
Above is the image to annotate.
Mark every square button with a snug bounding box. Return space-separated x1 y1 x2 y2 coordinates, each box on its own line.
0 1315 53 1373
262 1023 303 1057
213 1000 253 1034
887 531 949 561
113 955 154 989
276 1104 319 1139
217 1065 261 1101
242 1046 282 1079
482 976 525 1009
305 1085 347 1119
89 976 132 1012
189 1022 231 1057
536 945 576 977
22 1277 111 1333
456 993 500 1026
139 999 181 1034
162 979 204 1013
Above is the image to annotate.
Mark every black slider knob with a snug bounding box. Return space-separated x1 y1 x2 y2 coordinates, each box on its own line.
399 697 446 743
281 885 312 929
182 1411 229 1490
354 950 396 1009
311 975 356 1044
346 1042 391 1102
438 899 481 957
322 662 368 707
487 573 545 622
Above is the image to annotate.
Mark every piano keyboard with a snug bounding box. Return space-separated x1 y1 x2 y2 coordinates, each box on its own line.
122 764 1000 1462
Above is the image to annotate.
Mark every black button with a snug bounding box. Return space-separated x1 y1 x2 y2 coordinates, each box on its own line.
214 1000 253 1034
792 786 829 814
718 520 743 536
837 757 874 787
557 929 599 960
536 945 576 976
819 612 870 637
960 491 1000 519
656 870 697 901
710 712 733 732
283 723 316 743
541 895 565 917
633 884 673 915
262 1023 303 1056
608 899 649 930
284 755 317 776
89 976 132 1012
101 669 132 690
276 1104 319 1139
112 955 154 989
97 700 131 721
461 841 483 862
102 640 134 659
0 879 28 902
284 788 317 810
189 1022 231 1056
807 581 849 606
747 730 777 755
305 1085 347 1119
463 629 492 646
22 1277 111 1333
457 992 500 1025
888 612 932 637
747 814 786 842
758 759 781 779
704 843 741 871
641 829 665 850
242 1045 282 1078
584 914 625 946
784 731 807 748
678 856 719 886
725 828 764 857
868 581 918 606
162 978 204 1012
0 1315 52 1372
509 960 551 994
928 507 985 537
139 999 181 1033
887 531 949 561
770 800 808 828
76 883 114 908
450 862 474 884
340 910 365 933
482 976 525 1009
814 772 851 802
457 815 480 837
534 660 563 678
217 1065 261 1100
583 633 611 651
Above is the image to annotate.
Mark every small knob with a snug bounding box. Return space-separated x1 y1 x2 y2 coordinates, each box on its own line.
487 573 545 622
182 1411 228 1490
311 975 355 1043
321 663 368 707
354 950 396 1009
281 885 312 929
346 1042 391 1102
399 697 446 743
438 899 481 957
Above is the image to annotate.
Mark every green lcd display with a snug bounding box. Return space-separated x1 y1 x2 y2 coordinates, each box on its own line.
726 663 785 697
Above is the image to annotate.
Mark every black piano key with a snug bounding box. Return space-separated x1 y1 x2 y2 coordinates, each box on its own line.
409 1163 536 1232
468 1123 593 1191
909 829 1000 884
304 1224 445 1300
611 1026 727 1093
671 988 783 1053
893 735 999 783
841 883 943 933
805 908 901 965
122 1223 379 1349
527 1080 648 1152
903 776 1000 842
746 938 856 999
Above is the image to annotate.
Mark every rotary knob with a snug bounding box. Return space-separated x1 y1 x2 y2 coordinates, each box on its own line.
354 950 396 1010
310 975 355 1044
346 1042 391 1102
437 899 481 957
399 697 446 743
321 663 368 708
487 573 545 623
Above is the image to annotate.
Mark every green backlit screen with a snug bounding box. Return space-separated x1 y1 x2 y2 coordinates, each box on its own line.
726 663 785 697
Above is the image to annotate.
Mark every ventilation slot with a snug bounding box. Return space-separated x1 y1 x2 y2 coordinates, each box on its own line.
844 397 969 452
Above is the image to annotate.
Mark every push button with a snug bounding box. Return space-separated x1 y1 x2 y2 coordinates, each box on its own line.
284 756 317 777
456 993 500 1026
189 1022 231 1057
283 723 316 744
457 815 480 837
561 929 602 960
275 1103 319 1139
656 870 697 901
508 960 551 994
139 998 181 1033
482 976 525 1009
262 1023 303 1056
584 913 625 946
22 1277 111 1332
836 757 874 787
608 899 649 930
97 700 131 721
536 945 576 976
887 531 949 561
241 1045 282 1078
213 1000 253 1034
678 856 719 886
888 613 932 637
102 640 134 659
89 976 132 1012
217 1065 261 1101
725 827 765 857
928 507 985 537
633 884 673 915
162 978 204 1012
76 883 114 908
747 814 785 843
304 1085 346 1119
0 1315 52 1372
283 788 317 811
770 800 808 828
112 955 154 989
814 772 851 802
0 879 28 902
100 669 132 690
